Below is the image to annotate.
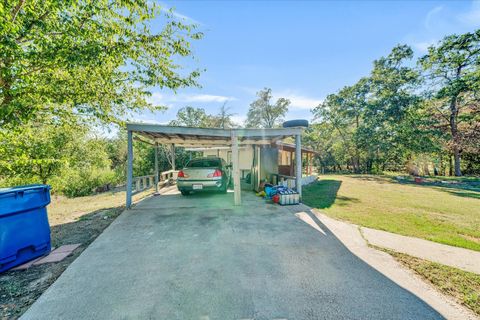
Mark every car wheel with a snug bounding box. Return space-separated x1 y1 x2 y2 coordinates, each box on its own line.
181 190 189 196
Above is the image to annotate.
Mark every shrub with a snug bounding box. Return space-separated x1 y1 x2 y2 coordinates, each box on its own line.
53 167 117 197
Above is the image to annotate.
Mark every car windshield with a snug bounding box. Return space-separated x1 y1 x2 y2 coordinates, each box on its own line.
186 159 221 168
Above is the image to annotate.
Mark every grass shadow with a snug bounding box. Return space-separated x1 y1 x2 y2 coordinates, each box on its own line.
443 190 480 200
348 175 395 184
302 179 359 209
349 174 480 200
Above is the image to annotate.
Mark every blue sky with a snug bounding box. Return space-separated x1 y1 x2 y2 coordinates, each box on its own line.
134 0 480 126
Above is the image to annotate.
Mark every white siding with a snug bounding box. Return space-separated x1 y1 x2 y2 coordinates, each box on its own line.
202 148 253 170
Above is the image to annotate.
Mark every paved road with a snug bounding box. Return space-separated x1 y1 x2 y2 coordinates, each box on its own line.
22 191 443 320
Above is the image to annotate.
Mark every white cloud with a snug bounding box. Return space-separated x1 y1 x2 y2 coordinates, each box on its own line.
146 92 164 105
424 6 443 30
274 91 323 110
231 115 246 125
406 1 480 55
159 3 201 25
458 0 480 27
170 11 200 24
146 92 236 104
174 94 236 103
411 40 436 54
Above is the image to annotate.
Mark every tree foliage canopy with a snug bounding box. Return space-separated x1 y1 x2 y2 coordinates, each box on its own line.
310 35 480 176
246 88 290 128
419 30 480 175
0 0 203 126
169 104 237 128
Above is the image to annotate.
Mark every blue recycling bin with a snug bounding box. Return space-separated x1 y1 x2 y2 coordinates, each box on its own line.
0 184 52 273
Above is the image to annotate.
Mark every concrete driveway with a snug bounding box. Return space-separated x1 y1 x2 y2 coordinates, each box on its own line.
22 190 442 320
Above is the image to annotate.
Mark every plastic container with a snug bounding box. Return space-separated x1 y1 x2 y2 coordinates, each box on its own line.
278 189 300 206
0 185 51 273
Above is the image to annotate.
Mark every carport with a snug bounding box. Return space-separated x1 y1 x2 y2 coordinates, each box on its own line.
125 123 304 207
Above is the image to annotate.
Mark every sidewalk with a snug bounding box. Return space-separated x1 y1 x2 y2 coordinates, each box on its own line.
361 226 480 274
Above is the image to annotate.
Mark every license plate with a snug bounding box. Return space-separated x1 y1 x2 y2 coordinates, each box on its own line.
192 184 203 190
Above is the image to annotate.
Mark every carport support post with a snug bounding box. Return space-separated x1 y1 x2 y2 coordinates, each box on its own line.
154 142 159 193
170 143 175 171
295 133 302 199
231 131 241 205
126 130 133 208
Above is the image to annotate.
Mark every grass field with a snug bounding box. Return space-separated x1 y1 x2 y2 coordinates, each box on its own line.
303 174 480 251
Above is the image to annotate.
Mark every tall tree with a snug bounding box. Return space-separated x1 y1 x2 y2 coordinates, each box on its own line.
246 88 290 128
169 106 209 127
358 45 422 171
419 30 480 176
0 1 203 126
312 45 427 173
313 78 370 172
213 102 236 129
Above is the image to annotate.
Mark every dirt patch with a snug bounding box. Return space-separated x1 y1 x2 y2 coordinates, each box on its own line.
461 234 480 244
0 206 124 319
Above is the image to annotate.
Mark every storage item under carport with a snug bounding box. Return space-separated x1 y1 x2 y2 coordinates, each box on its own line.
278 189 300 205
0 185 52 273
264 185 300 205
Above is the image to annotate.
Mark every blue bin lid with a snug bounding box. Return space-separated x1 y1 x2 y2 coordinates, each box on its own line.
0 184 51 217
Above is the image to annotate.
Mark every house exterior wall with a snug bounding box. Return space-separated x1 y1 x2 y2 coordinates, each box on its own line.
202 148 253 170
259 146 279 181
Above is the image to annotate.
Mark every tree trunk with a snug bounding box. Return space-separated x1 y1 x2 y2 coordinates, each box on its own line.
438 153 444 176
453 147 462 176
449 155 453 176
449 96 462 176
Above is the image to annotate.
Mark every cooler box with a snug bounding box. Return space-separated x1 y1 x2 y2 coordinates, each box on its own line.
0 185 51 273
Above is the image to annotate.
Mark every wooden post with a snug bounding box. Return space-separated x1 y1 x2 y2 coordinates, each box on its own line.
126 130 133 208
154 143 159 193
308 153 312 175
136 179 141 192
295 134 302 198
231 131 241 206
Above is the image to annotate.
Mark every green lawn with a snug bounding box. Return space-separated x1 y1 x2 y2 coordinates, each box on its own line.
303 174 480 251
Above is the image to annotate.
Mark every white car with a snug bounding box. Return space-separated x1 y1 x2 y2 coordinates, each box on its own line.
177 157 232 195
